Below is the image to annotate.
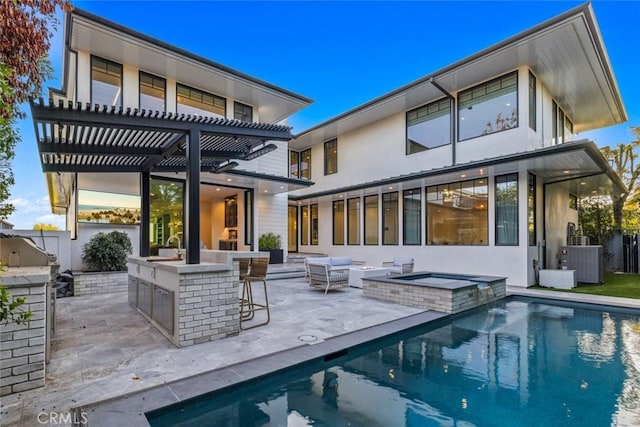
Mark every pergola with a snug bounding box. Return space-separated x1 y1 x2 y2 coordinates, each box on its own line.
30 98 295 264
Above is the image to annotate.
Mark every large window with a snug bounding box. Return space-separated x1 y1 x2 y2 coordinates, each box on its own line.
333 200 345 245
347 198 360 245
382 192 399 245
406 98 451 154
177 84 225 118
426 179 488 245
234 101 253 122
403 188 421 245
139 72 165 112
528 72 536 131
458 72 518 141
311 204 319 245
528 173 536 246
324 139 338 175
149 178 184 252
300 149 311 180
91 56 122 108
289 151 300 178
364 195 379 245
495 174 518 246
552 101 573 145
301 206 309 245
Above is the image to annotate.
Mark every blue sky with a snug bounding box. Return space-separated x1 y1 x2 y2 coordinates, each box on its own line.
7 0 640 229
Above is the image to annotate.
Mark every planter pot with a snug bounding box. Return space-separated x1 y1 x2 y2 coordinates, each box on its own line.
266 249 283 264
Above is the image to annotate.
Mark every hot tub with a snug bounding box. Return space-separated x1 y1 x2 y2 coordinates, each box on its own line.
362 271 507 313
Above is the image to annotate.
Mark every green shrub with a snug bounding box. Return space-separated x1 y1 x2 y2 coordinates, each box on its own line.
1 285 32 325
82 231 133 271
258 232 282 250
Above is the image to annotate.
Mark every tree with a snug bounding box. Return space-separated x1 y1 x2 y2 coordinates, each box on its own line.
0 0 73 219
600 127 640 229
33 223 60 230
578 197 613 245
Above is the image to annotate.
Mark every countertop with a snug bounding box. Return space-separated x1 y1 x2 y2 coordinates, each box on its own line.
0 266 54 287
128 250 269 274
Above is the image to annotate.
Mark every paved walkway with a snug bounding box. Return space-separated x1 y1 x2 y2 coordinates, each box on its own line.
0 277 422 427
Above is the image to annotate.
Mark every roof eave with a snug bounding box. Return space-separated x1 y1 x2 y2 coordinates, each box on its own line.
293 2 626 141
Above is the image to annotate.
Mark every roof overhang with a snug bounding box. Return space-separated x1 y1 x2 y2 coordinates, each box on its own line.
289 140 627 204
292 3 626 149
149 170 314 196
63 8 312 124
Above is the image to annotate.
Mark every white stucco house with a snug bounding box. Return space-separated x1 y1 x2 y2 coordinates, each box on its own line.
285 3 627 286
32 3 626 286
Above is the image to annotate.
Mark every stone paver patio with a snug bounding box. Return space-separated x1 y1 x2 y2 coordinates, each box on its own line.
0 276 423 426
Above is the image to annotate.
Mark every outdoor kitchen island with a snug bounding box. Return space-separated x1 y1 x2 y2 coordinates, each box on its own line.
127 250 267 347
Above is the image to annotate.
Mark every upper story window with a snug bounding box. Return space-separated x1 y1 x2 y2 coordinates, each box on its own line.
289 150 299 178
91 56 122 108
139 72 166 112
458 72 518 141
324 139 338 175
552 101 573 145
177 84 225 118
290 149 312 180
529 72 536 131
300 149 311 180
406 98 451 154
234 101 253 122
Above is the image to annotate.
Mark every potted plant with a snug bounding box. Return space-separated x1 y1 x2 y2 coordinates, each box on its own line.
258 232 283 264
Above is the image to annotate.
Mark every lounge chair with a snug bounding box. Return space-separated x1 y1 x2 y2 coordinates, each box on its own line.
304 256 365 281
307 262 349 294
383 257 415 275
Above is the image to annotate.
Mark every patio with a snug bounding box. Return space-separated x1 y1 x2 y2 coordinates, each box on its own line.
1 275 423 426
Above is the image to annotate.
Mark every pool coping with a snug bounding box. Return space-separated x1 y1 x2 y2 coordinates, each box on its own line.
364 271 506 290
78 310 448 426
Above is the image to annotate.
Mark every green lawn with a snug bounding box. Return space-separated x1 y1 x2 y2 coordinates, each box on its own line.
539 272 640 299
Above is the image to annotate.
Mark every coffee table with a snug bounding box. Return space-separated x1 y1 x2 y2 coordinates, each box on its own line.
348 266 390 288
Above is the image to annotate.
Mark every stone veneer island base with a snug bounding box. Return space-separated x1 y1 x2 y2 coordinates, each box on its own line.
127 250 267 347
0 266 55 396
362 272 507 314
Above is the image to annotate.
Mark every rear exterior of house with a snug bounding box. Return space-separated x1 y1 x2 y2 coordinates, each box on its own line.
286 3 627 286
34 4 626 286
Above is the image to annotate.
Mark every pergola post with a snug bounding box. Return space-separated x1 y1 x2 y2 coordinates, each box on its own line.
140 171 150 257
185 128 200 264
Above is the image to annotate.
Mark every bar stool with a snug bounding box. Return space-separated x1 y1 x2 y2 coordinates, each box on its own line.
239 257 270 330
238 258 253 320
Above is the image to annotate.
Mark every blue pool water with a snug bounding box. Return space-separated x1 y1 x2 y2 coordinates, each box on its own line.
148 299 640 426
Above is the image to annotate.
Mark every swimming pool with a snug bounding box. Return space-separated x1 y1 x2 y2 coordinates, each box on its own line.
146 298 640 426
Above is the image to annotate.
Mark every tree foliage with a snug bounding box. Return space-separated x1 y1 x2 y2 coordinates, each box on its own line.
600 127 640 229
578 197 613 245
0 0 72 220
1 285 32 325
33 223 60 230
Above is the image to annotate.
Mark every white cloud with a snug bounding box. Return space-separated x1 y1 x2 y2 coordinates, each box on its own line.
7 195 64 230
